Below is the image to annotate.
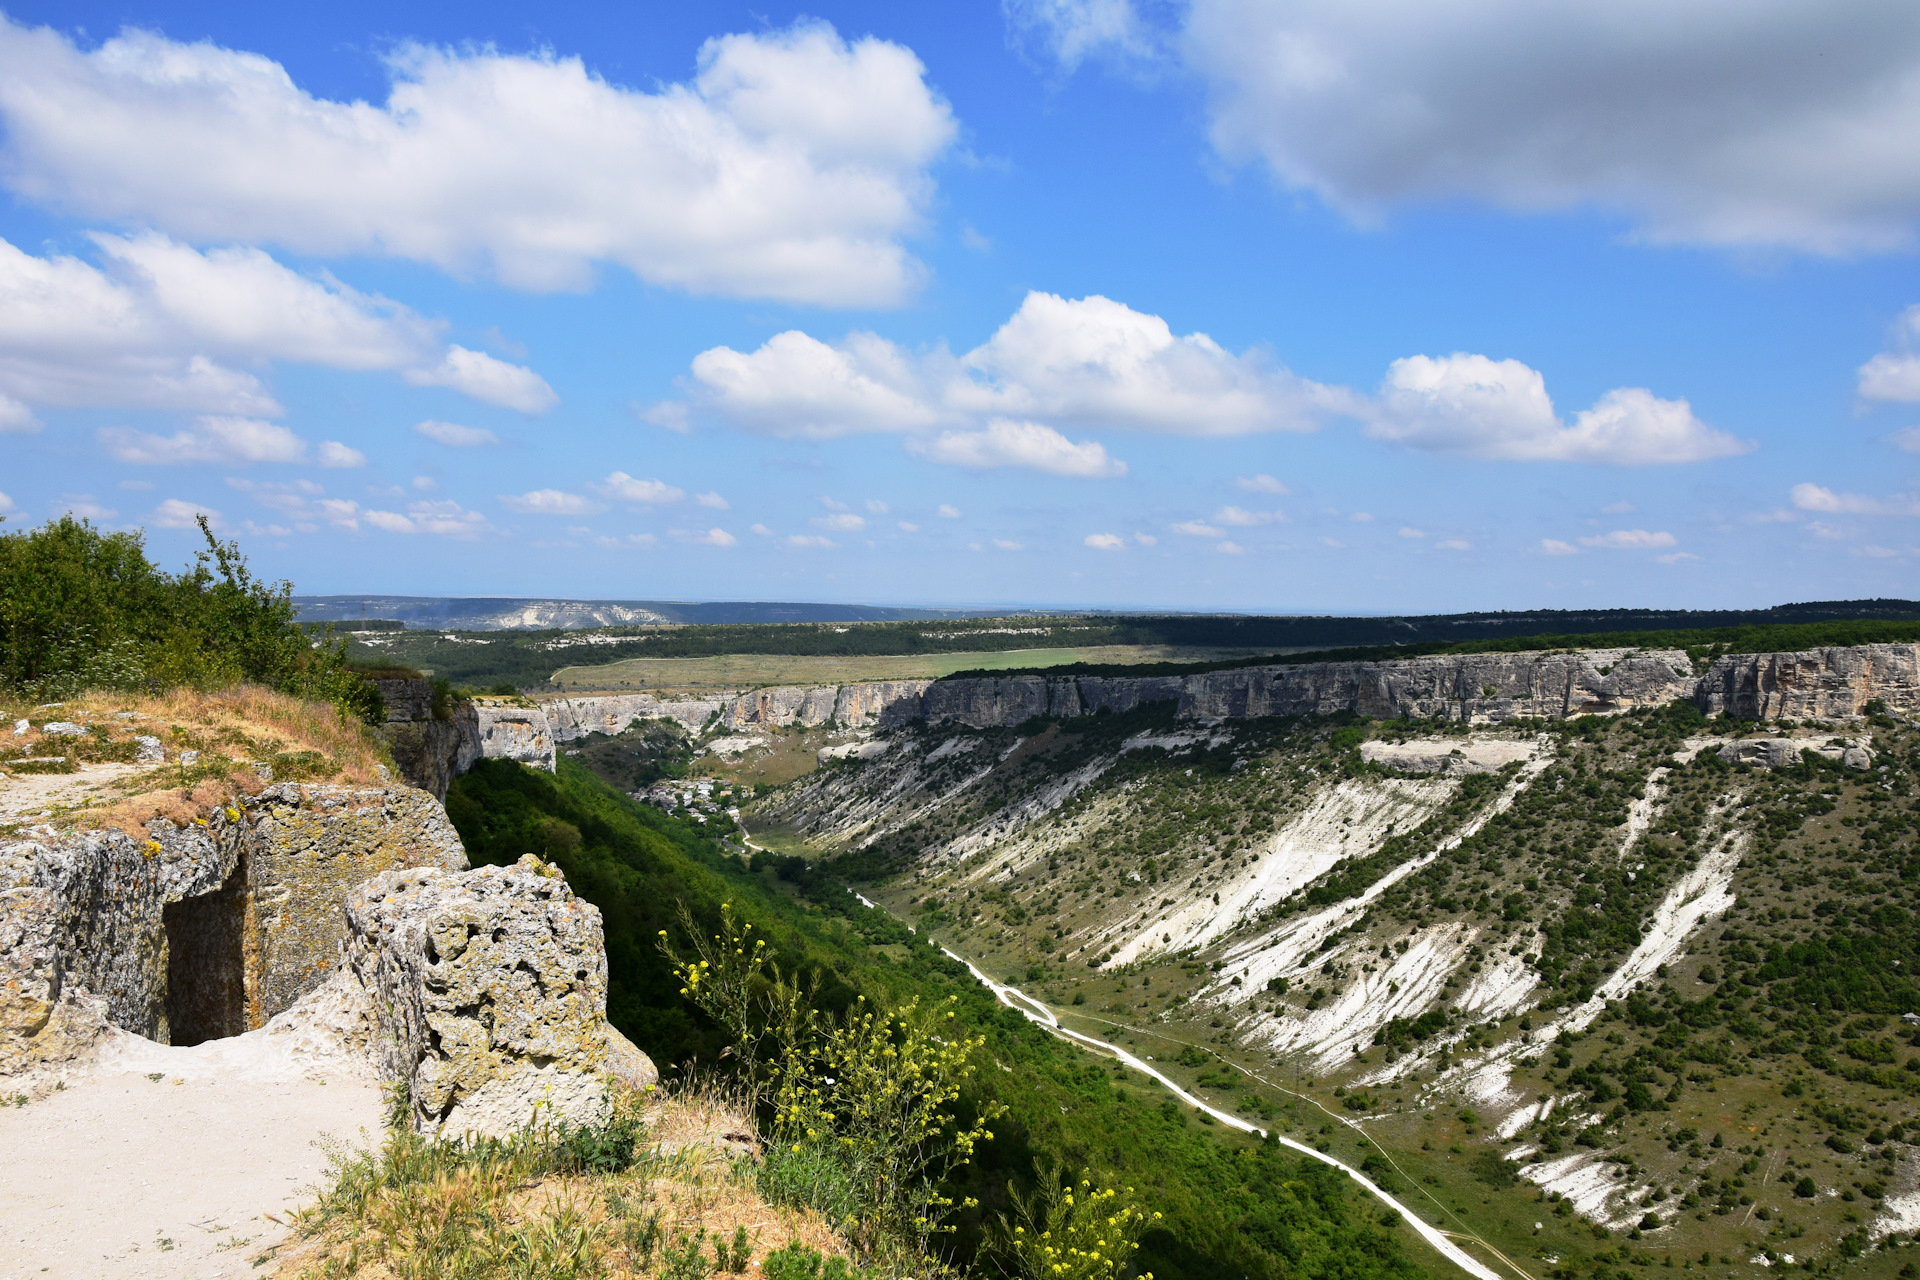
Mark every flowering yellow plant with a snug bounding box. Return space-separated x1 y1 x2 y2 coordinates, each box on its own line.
999 1160 1159 1280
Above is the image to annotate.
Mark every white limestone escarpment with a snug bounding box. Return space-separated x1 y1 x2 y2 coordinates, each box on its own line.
539 642 1917 739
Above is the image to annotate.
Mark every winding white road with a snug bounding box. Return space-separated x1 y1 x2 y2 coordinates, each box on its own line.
845 889 1510 1280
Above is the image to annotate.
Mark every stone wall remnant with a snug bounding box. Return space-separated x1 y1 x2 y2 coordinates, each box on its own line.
345 854 644 1137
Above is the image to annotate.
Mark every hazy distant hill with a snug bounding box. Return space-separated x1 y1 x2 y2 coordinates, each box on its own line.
291 595 1008 630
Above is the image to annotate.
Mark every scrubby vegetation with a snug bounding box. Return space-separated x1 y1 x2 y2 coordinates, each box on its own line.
445 756 1428 1280
0 514 376 719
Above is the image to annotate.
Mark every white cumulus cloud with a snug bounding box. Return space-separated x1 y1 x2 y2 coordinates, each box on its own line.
1366 353 1750 464
1580 528 1679 549
813 512 867 531
937 504 961 518
500 489 601 515
1175 0 1920 255
1084 532 1125 550
101 415 308 466
1172 520 1226 538
0 392 40 434
786 534 833 548
150 498 215 529
595 473 686 505
1214 505 1284 526
1236 473 1288 494
416 420 500 447
317 441 365 468
909 419 1127 478
404 346 557 413
363 499 494 538
0 231 552 419
1791 482 1920 516
696 491 730 509
680 527 738 547
1859 306 1920 401
686 290 1348 446
0 18 955 305
1541 539 1579 555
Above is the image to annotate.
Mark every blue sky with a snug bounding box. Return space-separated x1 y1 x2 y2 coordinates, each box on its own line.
3 0 1919 612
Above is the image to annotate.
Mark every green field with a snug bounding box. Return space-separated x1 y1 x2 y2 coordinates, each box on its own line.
550 644 1272 692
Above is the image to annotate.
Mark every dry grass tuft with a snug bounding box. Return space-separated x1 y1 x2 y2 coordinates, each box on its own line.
0 684 392 838
271 1088 855 1280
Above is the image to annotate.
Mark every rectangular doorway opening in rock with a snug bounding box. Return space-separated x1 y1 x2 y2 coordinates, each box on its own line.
163 865 248 1046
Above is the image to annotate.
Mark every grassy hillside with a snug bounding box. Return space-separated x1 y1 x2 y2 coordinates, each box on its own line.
445 756 1428 1280
751 696 1920 1280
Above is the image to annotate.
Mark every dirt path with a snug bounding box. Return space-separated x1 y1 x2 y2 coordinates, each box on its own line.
0 1066 380 1279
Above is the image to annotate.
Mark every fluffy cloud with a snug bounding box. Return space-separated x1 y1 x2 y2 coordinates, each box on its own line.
696 491 730 509
317 441 365 468
0 19 954 305
0 393 39 433
679 527 738 547
1007 0 1157 70
225 477 362 531
1366 353 1750 464
500 489 602 515
416 420 500 447
1859 306 1920 401
1084 532 1126 550
812 512 867 531
1791 482 1920 516
1580 529 1679 549
683 291 1347 467
1169 0 1920 254
1236 473 1288 494
1541 539 1579 555
101 416 308 466
363 500 494 538
595 473 686 504
150 498 215 529
786 534 833 548
909 419 1127 478
0 232 551 418
0 491 13 513
1172 520 1226 537
937 504 961 518
1215 505 1283 526
404 347 557 413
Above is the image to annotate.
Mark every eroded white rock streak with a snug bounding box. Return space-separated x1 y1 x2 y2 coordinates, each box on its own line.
929 939 1503 1280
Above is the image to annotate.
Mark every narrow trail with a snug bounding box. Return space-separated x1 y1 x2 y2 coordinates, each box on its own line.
840 886 1524 1280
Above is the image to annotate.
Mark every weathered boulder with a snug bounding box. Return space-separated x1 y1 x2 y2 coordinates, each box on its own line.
245 784 469 1021
1360 738 1540 774
1716 736 1875 770
0 783 467 1077
344 854 649 1137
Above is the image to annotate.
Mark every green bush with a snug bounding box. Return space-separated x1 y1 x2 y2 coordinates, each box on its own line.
0 514 377 719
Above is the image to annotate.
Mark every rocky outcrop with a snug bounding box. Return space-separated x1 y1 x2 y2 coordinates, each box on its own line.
345 854 650 1137
0 784 468 1074
469 699 556 772
1717 736 1875 770
1695 643 1920 720
1360 738 1541 774
548 692 725 740
529 642 1919 747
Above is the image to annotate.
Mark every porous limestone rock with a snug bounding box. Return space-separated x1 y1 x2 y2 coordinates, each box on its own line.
1695 643 1920 720
724 685 841 730
469 699 557 772
0 783 468 1077
344 854 641 1137
1360 738 1540 774
1717 736 1875 770
244 784 469 1022
547 693 727 740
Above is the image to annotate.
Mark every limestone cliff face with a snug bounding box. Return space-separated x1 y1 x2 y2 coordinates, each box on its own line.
0 783 467 1072
1179 648 1696 722
547 692 724 740
469 699 556 771
527 642 1917 748
1695 643 1920 719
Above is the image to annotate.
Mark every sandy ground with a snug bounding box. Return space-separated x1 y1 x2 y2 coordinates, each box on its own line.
0 1066 381 1279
